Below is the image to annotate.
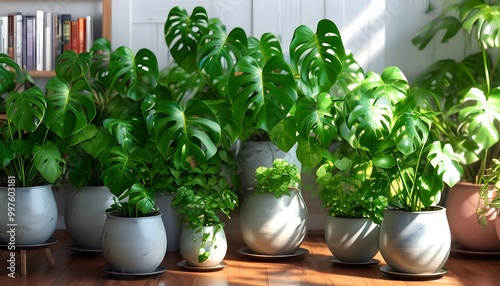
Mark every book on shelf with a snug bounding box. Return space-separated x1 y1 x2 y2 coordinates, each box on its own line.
2 10 96 73
0 16 7 55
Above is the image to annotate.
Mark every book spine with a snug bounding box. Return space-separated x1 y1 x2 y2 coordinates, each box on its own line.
71 20 78 53
61 14 72 52
22 15 27 69
14 14 22 66
85 16 93 52
26 16 36 70
77 17 86 54
0 16 8 55
44 12 53 71
35 10 44 71
7 13 15 60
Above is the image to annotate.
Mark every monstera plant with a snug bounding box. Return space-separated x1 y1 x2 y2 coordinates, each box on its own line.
164 6 346 168
51 39 222 217
0 53 95 187
411 0 500 184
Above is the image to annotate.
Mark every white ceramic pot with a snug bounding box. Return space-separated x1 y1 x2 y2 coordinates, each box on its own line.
101 212 167 273
240 188 308 255
236 141 300 196
156 193 182 252
64 186 115 250
179 224 227 267
446 182 500 251
325 216 379 263
0 185 58 245
379 206 450 274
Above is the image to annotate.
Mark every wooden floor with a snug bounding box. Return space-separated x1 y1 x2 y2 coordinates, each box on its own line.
1 229 499 286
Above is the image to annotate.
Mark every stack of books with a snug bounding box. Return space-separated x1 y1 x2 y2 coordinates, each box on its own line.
0 11 93 71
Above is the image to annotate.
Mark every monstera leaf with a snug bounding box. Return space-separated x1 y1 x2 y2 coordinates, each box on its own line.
109 47 159 101
33 142 65 184
197 23 247 79
152 98 221 166
5 87 46 132
247 33 284 66
460 1 500 48
229 55 297 134
457 87 500 155
165 6 209 72
0 53 30 95
44 77 96 139
290 19 345 93
101 146 151 198
55 50 92 82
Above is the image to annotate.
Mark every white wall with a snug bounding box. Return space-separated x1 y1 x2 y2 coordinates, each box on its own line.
111 0 471 82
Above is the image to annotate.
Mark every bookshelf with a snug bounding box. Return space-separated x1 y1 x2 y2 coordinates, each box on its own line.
0 0 111 77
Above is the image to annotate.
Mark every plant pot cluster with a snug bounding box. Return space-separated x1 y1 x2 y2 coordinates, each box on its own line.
2 0 500 277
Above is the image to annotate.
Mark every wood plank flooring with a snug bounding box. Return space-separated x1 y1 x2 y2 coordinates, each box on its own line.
1 229 499 285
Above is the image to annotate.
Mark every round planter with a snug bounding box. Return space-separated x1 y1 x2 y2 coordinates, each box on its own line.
64 186 115 250
325 216 379 263
101 212 167 273
446 182 500 251
236 141 301 196
379 206 450 274
179 224 227 267
0 185 58 245
156 193 182 252
239 188 308 255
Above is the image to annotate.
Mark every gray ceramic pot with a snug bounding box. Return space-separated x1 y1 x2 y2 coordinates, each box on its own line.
0 185 58 245
179 224 227 267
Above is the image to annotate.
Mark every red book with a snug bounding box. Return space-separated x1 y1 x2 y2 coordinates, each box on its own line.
77 17 86 54
71 20 78 53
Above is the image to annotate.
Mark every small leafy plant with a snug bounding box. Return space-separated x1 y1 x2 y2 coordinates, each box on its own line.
316 155 387 224
254 158 301 198
477 158 500 227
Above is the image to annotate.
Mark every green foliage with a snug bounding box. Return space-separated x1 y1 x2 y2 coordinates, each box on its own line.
477 158 500 227
0 54 67 187
412 0 500 184
338 66 464 211
254 159 301 198
316 156 387 224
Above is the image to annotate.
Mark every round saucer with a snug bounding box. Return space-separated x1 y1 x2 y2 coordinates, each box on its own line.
237 247 309 260
66 243 101 253
103 266 166 278
329 256 380 266
0 237 58 250
177 260 226 272
451 243 500 257
380 265 447 280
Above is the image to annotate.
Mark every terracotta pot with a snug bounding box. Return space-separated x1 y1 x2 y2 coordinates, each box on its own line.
446 182 500 251
379 206 450 274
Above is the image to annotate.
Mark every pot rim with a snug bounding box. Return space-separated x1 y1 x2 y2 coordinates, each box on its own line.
0 185 53 191
106 210 162 219
385 205 446 214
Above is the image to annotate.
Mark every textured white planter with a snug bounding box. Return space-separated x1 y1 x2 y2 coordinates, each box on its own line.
325 216 379 263
380 206 450 274
64 186 115 250
236 141 301 196
101 212 167 273
179 224 227 267
240 188 308 255
156 193 182 252
0 185 58 245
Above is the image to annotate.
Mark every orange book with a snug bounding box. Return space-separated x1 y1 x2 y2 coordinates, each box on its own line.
77 17 86 54
70 21 78 53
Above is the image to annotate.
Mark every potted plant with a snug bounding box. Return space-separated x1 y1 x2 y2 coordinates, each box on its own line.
0 53 94 245
338 66 463 274
172 155 239 268
163 6 346 195
49 41 118 251
315 153 387 264
239 158 308 256
411 0 500 251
